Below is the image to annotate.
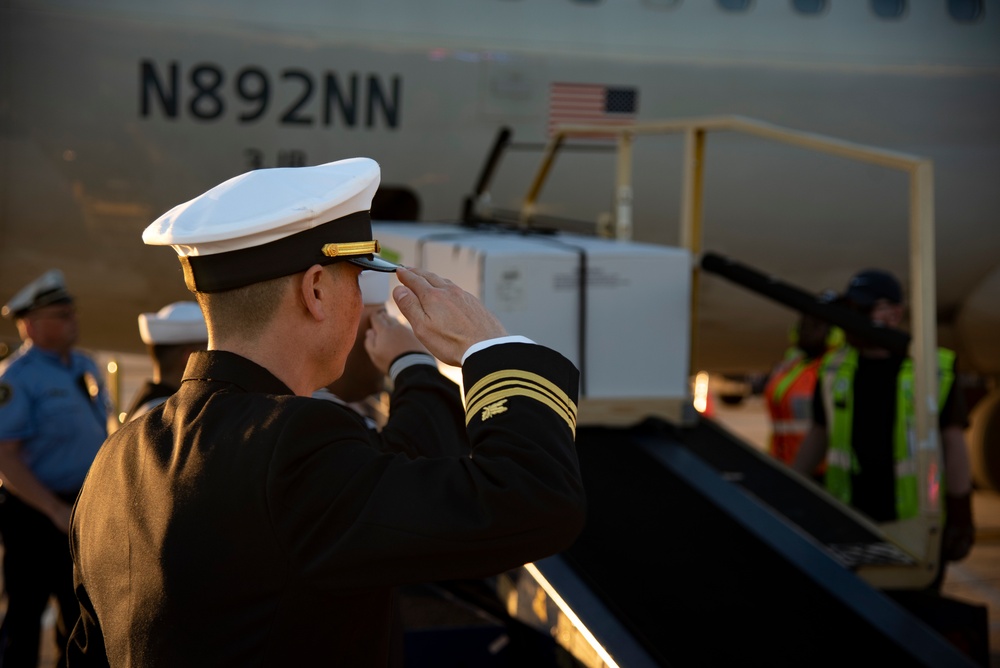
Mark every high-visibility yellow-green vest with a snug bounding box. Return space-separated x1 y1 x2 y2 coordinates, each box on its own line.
820 346 955 520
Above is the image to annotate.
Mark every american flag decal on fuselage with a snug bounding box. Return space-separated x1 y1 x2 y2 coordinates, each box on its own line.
547 82 638 137
465 370 578 435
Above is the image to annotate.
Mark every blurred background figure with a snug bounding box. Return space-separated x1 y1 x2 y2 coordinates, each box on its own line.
763 296 842 479
313 271 396 428
0 269 109 668
313 269 472 667
123 301 208 423
313 270 467 455
793 269 975 586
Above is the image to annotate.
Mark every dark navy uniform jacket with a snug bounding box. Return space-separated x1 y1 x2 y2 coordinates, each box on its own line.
122 380 176 423
68 343 584 667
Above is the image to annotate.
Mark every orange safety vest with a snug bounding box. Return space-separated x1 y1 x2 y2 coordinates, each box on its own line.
764 349 823 467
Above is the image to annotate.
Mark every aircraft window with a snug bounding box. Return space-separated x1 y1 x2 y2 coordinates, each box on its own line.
791 0 827 14
947 0 983 22
871 0 906 18
643 0 681 8
717 0 752 12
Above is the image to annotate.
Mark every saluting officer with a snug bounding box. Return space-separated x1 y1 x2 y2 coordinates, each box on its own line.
123 301 208 422
0 269 110 668
68 157 586 666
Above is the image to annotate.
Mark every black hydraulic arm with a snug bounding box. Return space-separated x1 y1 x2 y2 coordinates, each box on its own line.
700 252 910 356
461 126 513 224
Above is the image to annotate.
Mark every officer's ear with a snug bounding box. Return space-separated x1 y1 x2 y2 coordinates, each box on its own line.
298 264 333 323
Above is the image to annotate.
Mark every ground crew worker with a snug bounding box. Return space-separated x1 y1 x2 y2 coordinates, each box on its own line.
68 157 586 666
793 269 974 580
123 301 208 422
0 270 110 668
764 306 839 476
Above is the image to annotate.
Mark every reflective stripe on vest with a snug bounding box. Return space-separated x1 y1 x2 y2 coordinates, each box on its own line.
772 356 810 405
771 418 812 435
820 347 955 520
765 350 823 464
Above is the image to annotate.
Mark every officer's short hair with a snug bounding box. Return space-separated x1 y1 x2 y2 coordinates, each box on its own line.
194 274 294 342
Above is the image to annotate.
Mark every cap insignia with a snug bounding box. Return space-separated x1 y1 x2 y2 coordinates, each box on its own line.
322 240 381 258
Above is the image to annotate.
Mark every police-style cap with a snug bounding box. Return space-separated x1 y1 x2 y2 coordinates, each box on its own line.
843 269 903 307
2 269 73 319
142 158 398 293
138 301 208 345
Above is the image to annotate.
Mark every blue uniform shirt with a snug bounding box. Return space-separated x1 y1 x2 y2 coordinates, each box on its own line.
0 343 109 492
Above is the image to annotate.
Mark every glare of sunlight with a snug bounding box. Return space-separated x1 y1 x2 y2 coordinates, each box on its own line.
693 371 710 413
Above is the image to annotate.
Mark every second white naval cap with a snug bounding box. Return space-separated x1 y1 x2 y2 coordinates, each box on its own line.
137 302 208 345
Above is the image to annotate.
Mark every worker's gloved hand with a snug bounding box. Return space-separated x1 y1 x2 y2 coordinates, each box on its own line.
942 492 975 562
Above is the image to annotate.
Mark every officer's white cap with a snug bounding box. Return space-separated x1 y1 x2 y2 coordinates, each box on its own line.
2 269 73 319
360 270 390 305
142 158 397 293
138 302 208 345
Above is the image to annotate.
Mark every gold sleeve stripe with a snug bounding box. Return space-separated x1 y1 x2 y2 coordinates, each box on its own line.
466 378 577 425
465 370 576 418
465 387 577 435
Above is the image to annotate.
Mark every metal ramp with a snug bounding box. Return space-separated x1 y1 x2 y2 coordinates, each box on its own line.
500 419 988 667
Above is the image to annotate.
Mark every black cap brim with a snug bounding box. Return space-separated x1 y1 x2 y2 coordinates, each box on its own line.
348 255 399 272
5 291 74 319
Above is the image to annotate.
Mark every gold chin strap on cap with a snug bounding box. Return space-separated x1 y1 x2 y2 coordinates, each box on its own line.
321 240 381 258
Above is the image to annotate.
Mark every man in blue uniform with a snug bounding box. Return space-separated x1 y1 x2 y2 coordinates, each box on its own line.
69 157 586 666
0 269 110 668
